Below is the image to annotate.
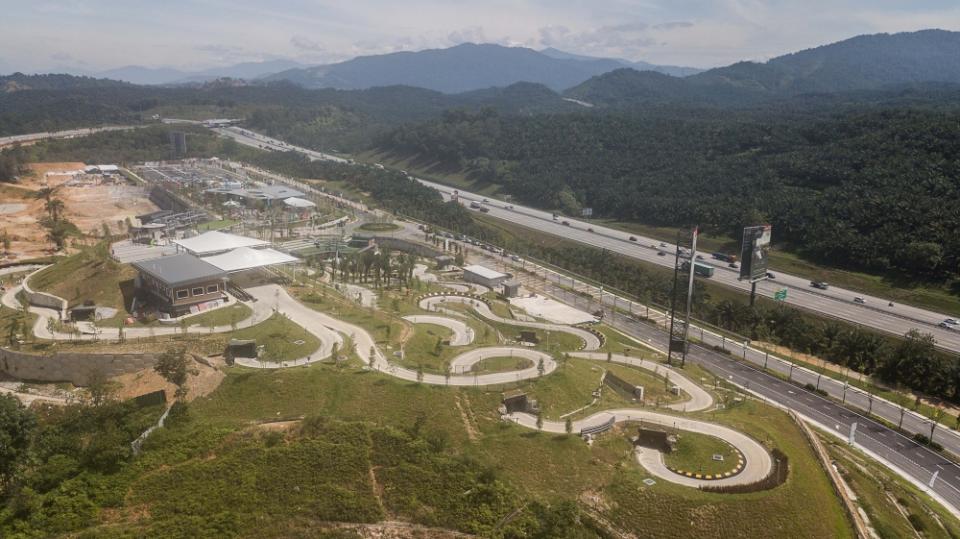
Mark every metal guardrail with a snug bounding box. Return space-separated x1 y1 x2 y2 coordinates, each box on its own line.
580 416 616 437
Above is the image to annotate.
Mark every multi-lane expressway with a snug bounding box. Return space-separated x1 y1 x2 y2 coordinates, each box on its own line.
423 180 960 353
213 124 960 353
0 125 138 149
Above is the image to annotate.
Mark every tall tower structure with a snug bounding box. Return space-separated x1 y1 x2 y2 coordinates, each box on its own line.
666 226 699 368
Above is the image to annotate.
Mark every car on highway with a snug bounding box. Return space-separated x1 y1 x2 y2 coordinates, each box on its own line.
853 297 865 304
810 281 829 290
944 318 959 326
587 227 594 233
482 198 489 204
939 321 956 330
695 254 704 260
766 272 776 279
659 242 668 248
629 236 637 241
562 220 570 226
657 251 667 256
506 204 514 210
728 262 739 269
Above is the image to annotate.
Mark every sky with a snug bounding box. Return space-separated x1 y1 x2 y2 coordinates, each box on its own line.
2 0 960 73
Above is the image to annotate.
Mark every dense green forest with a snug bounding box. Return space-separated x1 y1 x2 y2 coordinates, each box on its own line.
378 107 960 283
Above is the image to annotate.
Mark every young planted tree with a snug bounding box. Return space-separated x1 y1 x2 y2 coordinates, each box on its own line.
565 416 573 436
154 346 196 401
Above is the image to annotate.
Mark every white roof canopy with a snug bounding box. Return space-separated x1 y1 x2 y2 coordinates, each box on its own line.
172 230 269 255
202 247 299 273
283 197 316 208
463 264 507 280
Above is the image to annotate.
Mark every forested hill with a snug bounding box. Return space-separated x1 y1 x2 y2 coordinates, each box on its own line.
1 73 128 92
377 107 960 283
566 30 960 107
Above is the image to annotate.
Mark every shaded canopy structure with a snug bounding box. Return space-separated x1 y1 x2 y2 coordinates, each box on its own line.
283 197 316 208
201 247 299 273
172 230 270 256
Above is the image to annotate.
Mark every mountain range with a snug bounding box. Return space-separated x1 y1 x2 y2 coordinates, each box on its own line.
58 59 307 86
4 29 960 106
260 43 701 93
567 29 960 107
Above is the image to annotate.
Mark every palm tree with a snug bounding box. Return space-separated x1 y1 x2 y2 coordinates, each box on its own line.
45 198 65 221
46 225 67 251
35 186 59 203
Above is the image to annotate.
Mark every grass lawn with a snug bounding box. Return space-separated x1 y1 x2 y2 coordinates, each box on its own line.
182 302 252 329
230 313 320 363
85 350 851 538
399 322 454 371
470 355 534 374
292 284 406 349
662 431 739 476
820 431 960 539
601 398 854 538
31 243 136 317
358 222 400 232
196 218 238 232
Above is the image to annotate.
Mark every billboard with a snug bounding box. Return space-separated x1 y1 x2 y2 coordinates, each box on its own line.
740 225 772 282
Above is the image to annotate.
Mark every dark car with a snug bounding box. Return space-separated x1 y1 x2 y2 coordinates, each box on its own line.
810 281 829 290
657 251 667 257
562 220 570 226
587 227 594 233
629 236 637 241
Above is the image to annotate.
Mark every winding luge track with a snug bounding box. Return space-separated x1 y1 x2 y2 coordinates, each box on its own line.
8 273 770 487
418 294 603 351
401 315 475 346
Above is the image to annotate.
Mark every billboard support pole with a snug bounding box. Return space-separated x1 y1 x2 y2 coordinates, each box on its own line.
750 281 757 306
667 227 698 368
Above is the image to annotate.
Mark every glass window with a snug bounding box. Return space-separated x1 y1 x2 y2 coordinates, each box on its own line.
176 289 189 299
206 284 219 294
192 287 204 296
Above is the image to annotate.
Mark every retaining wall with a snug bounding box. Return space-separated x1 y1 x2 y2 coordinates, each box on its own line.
21 266 67 319
0 347 158 386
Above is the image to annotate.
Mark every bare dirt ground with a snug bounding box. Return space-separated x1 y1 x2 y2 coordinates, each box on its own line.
111 355 226 403
0 162 158 261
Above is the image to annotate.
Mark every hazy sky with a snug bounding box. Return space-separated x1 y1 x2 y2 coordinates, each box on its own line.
2 0 959 73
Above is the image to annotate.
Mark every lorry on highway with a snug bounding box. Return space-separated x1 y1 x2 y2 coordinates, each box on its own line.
682 261 715 278
711 252 738 263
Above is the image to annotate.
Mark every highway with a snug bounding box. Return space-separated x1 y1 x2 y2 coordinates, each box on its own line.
0 125 139 148
211 124 960 353
421 180 960 354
